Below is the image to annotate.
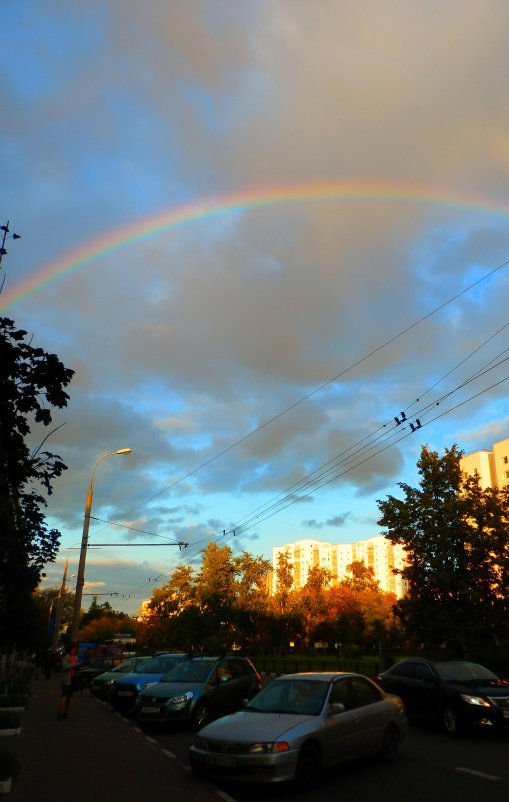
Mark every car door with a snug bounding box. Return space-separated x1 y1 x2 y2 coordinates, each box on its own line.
411 661 441 720
382 661 419 716
208 660 237 719
322 677 367 764
348 676 390 751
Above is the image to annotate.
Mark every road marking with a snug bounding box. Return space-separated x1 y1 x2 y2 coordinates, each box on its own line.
216 791 238 802
161 749 176 759
455 767 501 781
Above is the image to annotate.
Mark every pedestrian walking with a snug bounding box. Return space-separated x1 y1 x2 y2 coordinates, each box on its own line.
57 642 79 719
43 649 53 679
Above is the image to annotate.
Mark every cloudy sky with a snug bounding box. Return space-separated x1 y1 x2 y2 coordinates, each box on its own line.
2 1 509 615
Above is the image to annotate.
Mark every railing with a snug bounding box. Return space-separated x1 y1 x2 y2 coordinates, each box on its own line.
254 656 381 678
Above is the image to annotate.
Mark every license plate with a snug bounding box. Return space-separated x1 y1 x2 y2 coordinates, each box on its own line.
503 710 509 719
118 690 133 696
205 754 237 768
141 706 160 714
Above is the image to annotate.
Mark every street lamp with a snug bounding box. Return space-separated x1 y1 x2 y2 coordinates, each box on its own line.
69 448 132 642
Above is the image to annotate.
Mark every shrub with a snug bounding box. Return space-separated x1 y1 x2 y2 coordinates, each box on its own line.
0 694 27 709
0 710 22 730
0 747 20 780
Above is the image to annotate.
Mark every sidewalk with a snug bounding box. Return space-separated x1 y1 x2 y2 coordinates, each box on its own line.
4 675 223 802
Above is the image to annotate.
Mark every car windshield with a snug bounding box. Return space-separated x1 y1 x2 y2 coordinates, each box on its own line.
246 678 329 716
161 661 214 683
433 662 498 682
112 659 135 673
114 657 147 674
134 655 183 674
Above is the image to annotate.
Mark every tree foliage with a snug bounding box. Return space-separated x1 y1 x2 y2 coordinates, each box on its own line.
141 542 398 657
378 444 509 660
0 316 74 648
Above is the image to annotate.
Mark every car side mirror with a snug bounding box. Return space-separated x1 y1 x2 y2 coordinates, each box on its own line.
328 702 345 716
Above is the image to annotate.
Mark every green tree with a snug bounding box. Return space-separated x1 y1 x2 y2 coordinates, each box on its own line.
195 543 237 651
297 566 333 650
273 550 294 613
148 564 196 620
79 596 121 628
0 316 74 648
377 444 509 660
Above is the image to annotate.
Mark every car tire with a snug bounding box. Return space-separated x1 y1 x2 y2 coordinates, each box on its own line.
192 700 211 730
443 706 461 736
294 743 322 793
380 724 399 763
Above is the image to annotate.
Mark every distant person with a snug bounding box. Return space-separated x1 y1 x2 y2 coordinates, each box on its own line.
57 642 79 720
43 649 53 679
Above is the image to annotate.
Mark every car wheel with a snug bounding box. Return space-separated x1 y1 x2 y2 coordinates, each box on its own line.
443 705 461 736
380 724 399 763
192 700 211 730
294 743 322 793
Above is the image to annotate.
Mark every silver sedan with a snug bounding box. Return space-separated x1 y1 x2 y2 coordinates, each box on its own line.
189 671 407 792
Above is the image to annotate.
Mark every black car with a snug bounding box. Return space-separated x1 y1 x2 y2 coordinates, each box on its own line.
135 655 261 729
376 658 509 735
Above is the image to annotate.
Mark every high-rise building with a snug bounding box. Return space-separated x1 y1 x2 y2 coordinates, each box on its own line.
272 536 407 598
460 436 509 490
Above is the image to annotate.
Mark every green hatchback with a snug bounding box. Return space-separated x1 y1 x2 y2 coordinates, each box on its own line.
135 656 261 730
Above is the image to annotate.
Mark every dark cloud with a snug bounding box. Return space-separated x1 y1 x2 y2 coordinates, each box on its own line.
5 0 509 612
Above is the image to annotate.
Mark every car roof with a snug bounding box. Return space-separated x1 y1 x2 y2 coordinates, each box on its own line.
273 672 363 681
390 657 479 666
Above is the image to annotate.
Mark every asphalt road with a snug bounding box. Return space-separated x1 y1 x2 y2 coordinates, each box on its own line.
123 714 509 802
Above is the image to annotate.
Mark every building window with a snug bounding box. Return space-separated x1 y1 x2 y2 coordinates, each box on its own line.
502 456 508 465
504 471 509 480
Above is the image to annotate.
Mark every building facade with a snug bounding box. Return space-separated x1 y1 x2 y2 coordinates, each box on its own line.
460 436 509 490
272 536 407 598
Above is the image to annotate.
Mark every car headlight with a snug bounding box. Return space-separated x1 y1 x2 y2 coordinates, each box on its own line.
247 742 290 754
460 694 491 707
168 691 194 705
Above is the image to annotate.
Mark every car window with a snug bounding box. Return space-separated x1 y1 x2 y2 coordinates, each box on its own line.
246 678 328 715
414 663 435 683
247 679 285 710
391 662 416 679
329 679 356 711
433 661 498 682
137 655 183 674
162 660 215 683
227 659 250 679
349 676 383 707
213 662 234 684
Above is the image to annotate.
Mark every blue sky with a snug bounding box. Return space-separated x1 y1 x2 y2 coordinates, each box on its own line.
2 1 509 615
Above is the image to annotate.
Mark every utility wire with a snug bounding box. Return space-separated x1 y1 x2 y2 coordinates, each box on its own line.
80 260 509 600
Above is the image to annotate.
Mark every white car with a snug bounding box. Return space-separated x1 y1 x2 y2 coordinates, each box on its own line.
189 671 407 792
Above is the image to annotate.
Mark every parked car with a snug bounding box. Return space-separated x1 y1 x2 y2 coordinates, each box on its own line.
135 655 261 730
89 656 151 699
376 658 509 735
189 671 407 791
77 657 124 690
110 652 191 712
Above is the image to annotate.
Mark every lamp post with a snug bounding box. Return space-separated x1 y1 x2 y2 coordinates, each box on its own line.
69 448 132 642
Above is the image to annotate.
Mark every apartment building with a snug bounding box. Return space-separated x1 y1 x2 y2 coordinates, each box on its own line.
460 436 509 490
272 536 407 598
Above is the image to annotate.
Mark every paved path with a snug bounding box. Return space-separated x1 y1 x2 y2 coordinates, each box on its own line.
4 674 222 802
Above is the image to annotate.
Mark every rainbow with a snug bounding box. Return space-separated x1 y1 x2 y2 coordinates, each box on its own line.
2 180 508 310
